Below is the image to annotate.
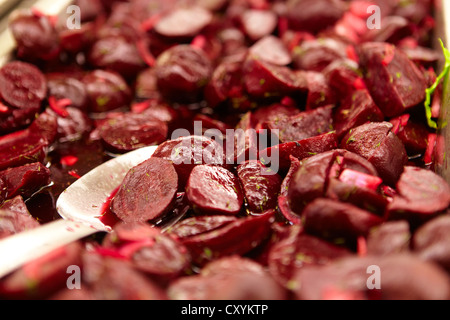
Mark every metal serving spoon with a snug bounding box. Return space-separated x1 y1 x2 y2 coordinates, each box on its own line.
0 145 157 279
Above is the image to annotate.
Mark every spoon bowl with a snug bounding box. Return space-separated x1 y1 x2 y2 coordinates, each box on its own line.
0 145 157 279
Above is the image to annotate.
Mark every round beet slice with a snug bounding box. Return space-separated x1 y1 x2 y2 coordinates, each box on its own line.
112 157 178 223
186 165 243 215
0 61 47 109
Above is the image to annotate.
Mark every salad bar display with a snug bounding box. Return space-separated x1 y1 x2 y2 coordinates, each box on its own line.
0 0 450 300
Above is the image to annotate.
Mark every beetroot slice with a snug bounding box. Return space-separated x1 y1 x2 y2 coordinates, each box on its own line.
167 215 238 239
341 121 408 185
112 157 178 223
0 162 51 200
249 35 292 66
240 9 278 41
236 160 282 214
367 220 411 256
0 61 47 109
181 211 275 265
302 198 384 243
152 135 226 190
0 206 40 240
98 112 168 153
186 165 243 215
267 225 352 288
388 166 450 217
266 105 334 143
154 6 212 39
357 42 427 117
259 132 338 171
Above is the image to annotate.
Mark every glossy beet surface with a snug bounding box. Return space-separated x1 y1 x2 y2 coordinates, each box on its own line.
0 0 450 301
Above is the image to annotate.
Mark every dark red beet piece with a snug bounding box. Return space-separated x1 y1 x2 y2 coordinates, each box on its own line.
88 35 145 78
243 55 307 99
166 215 238 239
239 9 278 41
0 207 40 240
259 132 338 171
98 112 168 153
323 58 363 101
293 254 450 300
168 256 286 300
0 103 40 135
186 165 243 215
230 111 258 165
152 135 226 189
302 198 384 243
390 115 430 154
82 70 132 113
341 121 408 185
413 214 450 271
266 105 334 143
388 166 450 219
252 103 299 130
333 89 384 139
154 6 213 39
286 0 345 33
357 42 427 117
304 71 337 109
155 45 212 103
249 35 292 66
237 160 282 214
181 211 275 265
48 107 92 143
292 38 347 72
46 74 89 112
367 220 411 256
111 157 178 223
287 149 378 214
267 225 352 288
0 61 47 109
0 162 51 200
0 242 83 299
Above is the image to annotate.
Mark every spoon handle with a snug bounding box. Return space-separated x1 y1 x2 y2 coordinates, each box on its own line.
0 219 96 279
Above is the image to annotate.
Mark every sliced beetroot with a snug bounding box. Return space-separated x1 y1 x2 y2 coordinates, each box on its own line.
181 211 274 265
413 214 450 271
0 207 40 240
9 10 59 61
186 165 243 215
249 35 292 66
239 9 278 41
252 103 299 130
46 74 89 112
389 114 430 154
357 42 427 117
280 155 301 198
0 195 30 217
243 55 308 99
111 157 178 223
387 166 450 220
88 35 145 79
259 132 338 171
168 255 287 300
98 111 168 153
304 71 337 109
302 198 384 244
0 128 48 171
154 6 213 39
135 68 161 100
0 103 41 135
367 220 411 256
323 58 363 101
292 38 347 72
293 254 450 300
0 242 83 299
287 149 378 214
0 162 51 200
230 111 258 165
286 0 345 33
155 45 212 103
236 160 282 214
167 215 238 239
152 135 226 189
0 61 47 110
82 253 167 300
333 89 384 139
266 105 334 143
82 69 132 113
204 58 244 108
341 121 408 185
49 107 92 143
267 225 353 288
